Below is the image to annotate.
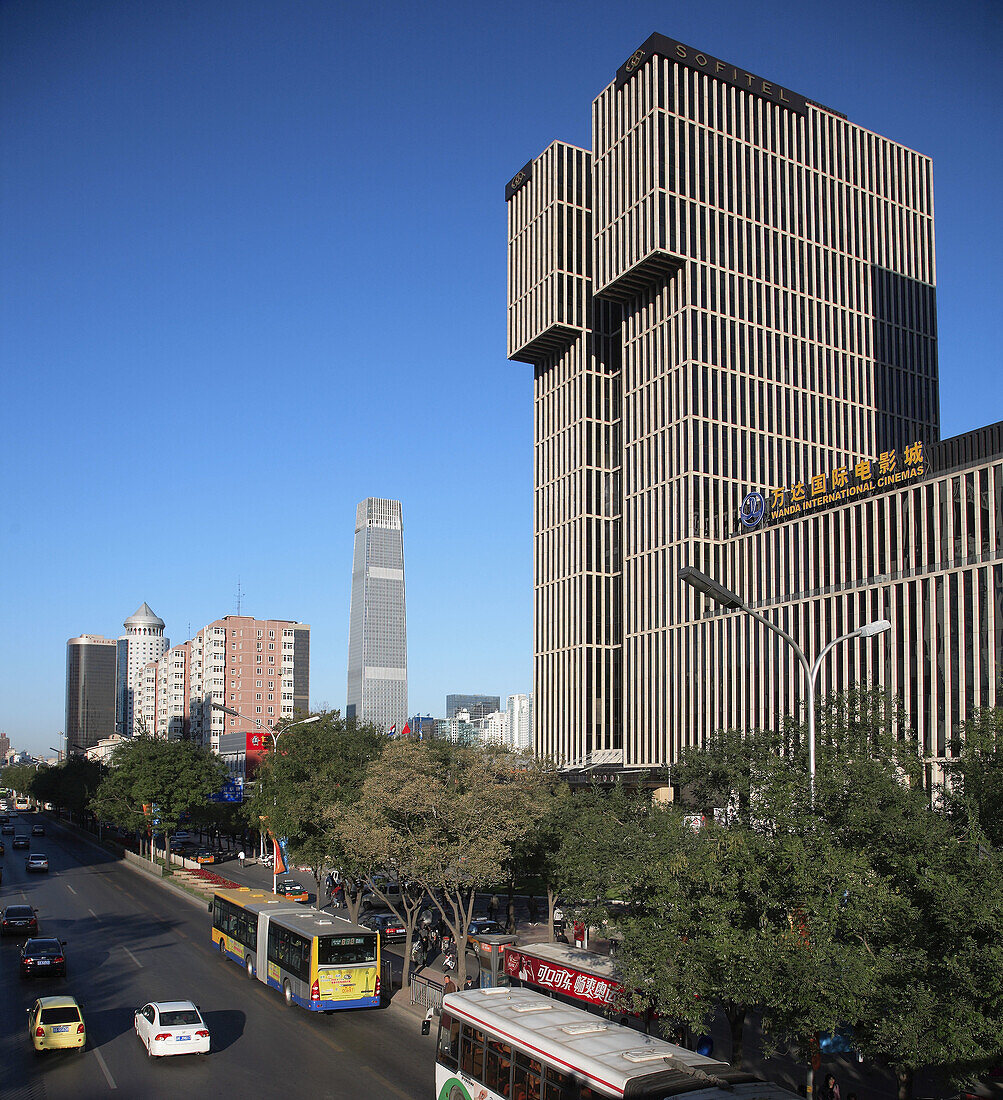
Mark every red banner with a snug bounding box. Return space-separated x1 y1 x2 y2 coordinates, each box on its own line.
504 948 619 1008
246 731 269 753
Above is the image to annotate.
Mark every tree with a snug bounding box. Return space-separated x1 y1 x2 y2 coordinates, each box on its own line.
339 738 546 989
31 757 106 817
241 711 385 905
945 705 1003 848
89 737 228 865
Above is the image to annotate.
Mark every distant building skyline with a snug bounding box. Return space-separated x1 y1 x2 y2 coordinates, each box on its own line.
445 693 500 721
346 498 408 732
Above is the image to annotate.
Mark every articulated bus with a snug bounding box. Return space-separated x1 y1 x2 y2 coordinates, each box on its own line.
209 887 380 1011
437 988 802 1100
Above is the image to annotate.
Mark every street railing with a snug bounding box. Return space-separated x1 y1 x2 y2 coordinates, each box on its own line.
409 972 443 1013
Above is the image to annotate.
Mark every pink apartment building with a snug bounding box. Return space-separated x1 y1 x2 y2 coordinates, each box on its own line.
139 615 310 750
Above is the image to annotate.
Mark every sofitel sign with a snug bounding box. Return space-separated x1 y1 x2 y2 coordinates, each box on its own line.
615 33 808 116
739 441 927 531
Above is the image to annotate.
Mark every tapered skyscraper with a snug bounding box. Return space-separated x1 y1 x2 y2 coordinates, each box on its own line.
346 498 408 732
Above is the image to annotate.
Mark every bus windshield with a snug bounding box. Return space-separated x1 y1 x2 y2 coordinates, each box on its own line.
317 933 377 965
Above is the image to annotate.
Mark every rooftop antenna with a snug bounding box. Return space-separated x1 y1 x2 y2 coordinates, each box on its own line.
236 577 243 617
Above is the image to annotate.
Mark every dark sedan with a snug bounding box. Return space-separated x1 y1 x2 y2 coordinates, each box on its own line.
12 834 29 850
1 905 39 936
20 938 66 980
358 911 407 943
31 824 45 836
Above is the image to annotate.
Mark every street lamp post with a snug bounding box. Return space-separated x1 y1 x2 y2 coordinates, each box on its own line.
679 566 891 804
210 704 320 891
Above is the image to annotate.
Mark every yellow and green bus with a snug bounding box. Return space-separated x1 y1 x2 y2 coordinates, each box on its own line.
209 887 381 1011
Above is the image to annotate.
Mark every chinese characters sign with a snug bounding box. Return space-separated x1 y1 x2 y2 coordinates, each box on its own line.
743 441 926 530
504 948 619 1009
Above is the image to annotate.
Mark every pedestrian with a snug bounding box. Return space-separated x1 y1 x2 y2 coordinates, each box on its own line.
818 1073 841 1100
553 904 566 940
443 975 458 995
527 895 539 924
488 895 500 922
463 974 476 990
419 925 431 965
507 899 517 934
238 850 245 868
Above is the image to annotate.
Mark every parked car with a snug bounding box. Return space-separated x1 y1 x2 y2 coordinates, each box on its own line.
31 824 45 836
25 854 49 873
134 1000 210 1057
358 911 407 943
20 939 67 980
360 879 403 912
13 834 29 849
2 905 39 936
274 879 309 903
466 918 505 945
27 996 85 1052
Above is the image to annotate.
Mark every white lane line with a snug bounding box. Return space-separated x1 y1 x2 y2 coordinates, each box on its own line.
93 1046 117 1089
66 884 77 895
89 908 97 917
122 945 143 968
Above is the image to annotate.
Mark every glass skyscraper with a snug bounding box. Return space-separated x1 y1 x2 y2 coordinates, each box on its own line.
346 498 408 732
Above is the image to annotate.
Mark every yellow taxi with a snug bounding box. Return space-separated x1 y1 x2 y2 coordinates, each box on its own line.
274 879 309 902
27 996 86 1052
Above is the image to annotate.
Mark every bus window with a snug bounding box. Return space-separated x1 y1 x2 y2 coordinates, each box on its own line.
437 1011 460 1071
484 1039 512 1097
542 1065 576 1100
513 1051 541 1100
459 1025 486 1081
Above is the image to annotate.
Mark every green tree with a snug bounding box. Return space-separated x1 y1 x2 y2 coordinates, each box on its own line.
31 757 106 817
242 711 385 904
339 738 546 988
89 737 228 865
945 704 1003 849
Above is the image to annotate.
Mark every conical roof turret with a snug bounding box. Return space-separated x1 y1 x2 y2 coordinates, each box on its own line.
123 602 165 630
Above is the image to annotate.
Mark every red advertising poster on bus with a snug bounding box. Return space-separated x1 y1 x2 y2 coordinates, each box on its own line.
504 948 619 1009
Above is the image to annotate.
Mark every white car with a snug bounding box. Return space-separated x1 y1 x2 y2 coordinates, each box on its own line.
134 1001 210 1057
25 854 49 873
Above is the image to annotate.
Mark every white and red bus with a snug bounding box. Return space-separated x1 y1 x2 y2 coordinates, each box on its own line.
436 987 801 1100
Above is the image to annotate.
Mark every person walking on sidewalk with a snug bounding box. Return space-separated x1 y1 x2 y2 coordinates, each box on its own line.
488 895 500 922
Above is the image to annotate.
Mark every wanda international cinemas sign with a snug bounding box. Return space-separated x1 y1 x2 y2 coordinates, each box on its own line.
738 440 927 533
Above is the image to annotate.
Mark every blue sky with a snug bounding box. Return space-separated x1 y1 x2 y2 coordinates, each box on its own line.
1 0 1000 754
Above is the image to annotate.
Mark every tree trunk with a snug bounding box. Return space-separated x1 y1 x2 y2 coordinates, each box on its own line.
401 928 414 994
724 1003 746 1068
896 1067 914 1100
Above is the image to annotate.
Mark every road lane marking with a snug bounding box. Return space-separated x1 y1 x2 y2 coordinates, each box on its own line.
89 908 98 917
93 1046 117 1089
367 1067 410 1099
122 946 143 968
66 884 77 895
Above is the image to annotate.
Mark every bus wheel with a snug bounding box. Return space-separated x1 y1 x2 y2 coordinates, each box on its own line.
283 979 294 1007
245 955 254 978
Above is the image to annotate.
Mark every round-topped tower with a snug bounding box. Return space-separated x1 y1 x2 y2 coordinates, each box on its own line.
117 603 169 737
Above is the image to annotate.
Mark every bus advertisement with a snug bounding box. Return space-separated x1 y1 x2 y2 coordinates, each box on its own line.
209 887 380 1011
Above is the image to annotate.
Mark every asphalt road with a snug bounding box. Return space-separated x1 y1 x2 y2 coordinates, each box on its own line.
0 812 433 1100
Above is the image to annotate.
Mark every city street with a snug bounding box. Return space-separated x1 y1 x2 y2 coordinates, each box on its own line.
0 813 433 1100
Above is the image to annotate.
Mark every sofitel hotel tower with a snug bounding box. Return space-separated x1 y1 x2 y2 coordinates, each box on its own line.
507 33 1002 775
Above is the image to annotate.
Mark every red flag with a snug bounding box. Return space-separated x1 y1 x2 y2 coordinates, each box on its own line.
401 722 411 738
273 836 288 876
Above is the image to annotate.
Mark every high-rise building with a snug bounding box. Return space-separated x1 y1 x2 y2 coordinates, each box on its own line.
116 602 169 737
508 33 1000 772
346 498 408 732
139 615 310 746
65 634 118 752
445 694 501 721
506 693 533 751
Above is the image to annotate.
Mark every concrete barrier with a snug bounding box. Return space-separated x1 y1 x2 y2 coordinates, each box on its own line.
123 848 166 877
